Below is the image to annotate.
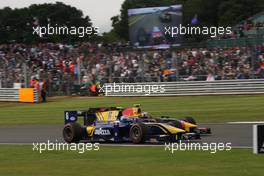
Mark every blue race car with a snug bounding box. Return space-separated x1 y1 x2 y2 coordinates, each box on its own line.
62 106 188 144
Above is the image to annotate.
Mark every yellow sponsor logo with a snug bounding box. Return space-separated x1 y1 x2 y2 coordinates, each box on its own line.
86 126 96 137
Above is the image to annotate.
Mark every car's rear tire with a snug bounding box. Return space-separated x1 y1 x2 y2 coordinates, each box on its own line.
183 117 197 125
63 123 83 143
129 123 147 144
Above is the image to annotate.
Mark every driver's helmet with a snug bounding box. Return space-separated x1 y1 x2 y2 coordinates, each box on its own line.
141 112 150 118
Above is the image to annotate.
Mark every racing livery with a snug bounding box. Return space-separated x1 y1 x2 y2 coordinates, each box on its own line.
63 105 211 144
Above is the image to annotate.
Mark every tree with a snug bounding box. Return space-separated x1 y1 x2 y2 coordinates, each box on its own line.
100 30 121 43
0 2 94 43
218 0 264 26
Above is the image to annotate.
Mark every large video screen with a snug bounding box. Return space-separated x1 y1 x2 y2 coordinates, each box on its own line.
128 5 182 49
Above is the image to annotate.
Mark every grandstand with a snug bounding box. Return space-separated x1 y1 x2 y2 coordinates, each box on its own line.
207 11 264 48
0 11 264 96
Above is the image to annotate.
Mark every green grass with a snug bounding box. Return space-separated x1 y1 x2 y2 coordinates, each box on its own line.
0 145 262 176
0 95 264 125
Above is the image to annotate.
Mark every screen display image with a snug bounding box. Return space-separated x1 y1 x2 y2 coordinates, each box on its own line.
128 5 182 49
0 1 264 176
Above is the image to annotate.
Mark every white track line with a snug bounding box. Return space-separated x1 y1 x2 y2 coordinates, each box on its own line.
0 142 252 149
227 121 264 124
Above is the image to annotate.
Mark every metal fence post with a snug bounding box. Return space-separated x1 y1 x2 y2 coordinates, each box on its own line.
23 63 28 88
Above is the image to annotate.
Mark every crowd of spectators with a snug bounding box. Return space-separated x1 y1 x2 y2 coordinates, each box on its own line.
218 19 264 39
0 42 264 94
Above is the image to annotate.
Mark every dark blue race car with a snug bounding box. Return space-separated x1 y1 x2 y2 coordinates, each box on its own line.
63 106 210 144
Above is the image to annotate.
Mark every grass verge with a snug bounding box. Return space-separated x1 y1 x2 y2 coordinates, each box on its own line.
0 145 262 176
0 95 264 125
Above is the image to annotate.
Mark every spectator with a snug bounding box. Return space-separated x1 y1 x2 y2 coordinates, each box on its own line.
0 42 263 95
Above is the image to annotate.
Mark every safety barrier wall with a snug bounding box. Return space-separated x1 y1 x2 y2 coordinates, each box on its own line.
0 88 39 102
104 79 264 96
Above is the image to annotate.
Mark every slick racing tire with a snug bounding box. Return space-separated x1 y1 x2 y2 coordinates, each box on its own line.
183 117 197 125
129 123 147 144
63 123 83 143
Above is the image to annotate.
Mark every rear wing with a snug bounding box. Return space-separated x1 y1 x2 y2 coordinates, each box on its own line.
64 110 97 125
64 105 141 125
64 111 79 124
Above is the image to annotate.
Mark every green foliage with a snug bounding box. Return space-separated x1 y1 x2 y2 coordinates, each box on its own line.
218 0 264 26
100 30 122 43
0 2 94 43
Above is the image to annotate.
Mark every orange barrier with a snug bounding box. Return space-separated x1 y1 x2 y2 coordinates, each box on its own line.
19 88 39 103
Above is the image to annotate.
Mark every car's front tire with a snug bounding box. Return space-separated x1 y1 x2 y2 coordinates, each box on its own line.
129 123 147 144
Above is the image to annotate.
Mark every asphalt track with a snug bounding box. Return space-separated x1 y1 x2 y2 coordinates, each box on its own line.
0 123 257 148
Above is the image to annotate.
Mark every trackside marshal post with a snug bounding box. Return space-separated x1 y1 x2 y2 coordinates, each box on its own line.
253 125 264 154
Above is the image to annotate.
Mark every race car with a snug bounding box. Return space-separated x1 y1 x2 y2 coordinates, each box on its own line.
62 105 211 144
151 26 164 45
159 12 172 23
117 105 211 135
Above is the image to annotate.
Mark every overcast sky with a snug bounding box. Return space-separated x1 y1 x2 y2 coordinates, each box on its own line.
0 0 124 33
